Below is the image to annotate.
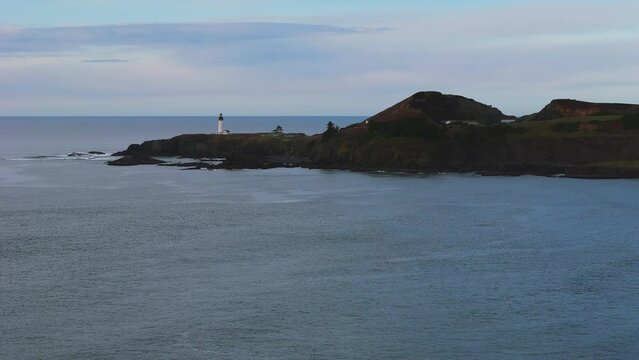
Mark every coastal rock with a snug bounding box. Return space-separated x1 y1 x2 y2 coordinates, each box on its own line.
525 99 639 121
363 91 513 126
159 161 211 169
105 91 639 179
107 155 165 166
212 155 303 170
107 128 639 178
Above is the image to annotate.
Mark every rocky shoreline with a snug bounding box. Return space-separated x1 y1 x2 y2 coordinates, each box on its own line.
106 130 639 179
106 92 639 179
107 145 639 179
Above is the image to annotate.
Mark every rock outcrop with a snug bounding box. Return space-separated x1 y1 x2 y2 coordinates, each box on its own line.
107 155 165 166
525 99 639 121
364 91 514 125
106 92 639 179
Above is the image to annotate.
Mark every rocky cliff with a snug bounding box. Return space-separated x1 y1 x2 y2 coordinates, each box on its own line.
525 99 639 121
108 93 639 178
301 128 639 178
364 91 513 125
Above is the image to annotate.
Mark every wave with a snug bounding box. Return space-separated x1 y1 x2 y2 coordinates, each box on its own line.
6 152 115 161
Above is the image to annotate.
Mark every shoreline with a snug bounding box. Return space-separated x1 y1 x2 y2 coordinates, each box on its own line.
108 152 639 180
105 101 639 181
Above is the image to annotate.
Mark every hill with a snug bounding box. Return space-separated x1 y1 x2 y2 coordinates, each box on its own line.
524 99 639 121
107 92 639 179
364 91 513 125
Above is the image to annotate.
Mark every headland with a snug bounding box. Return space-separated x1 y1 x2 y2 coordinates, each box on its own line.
108 92 639 179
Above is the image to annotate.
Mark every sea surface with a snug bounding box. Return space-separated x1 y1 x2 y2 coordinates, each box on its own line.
1 117 639 359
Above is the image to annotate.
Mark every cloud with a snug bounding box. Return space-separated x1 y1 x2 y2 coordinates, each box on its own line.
0 22 376 55
82 59 129 63
0 1 638 116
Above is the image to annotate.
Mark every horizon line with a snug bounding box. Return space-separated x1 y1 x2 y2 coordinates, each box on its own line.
0 114 370 118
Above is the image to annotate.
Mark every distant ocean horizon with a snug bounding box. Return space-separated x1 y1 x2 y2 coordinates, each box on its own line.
2 115 639 359
0 116 367 158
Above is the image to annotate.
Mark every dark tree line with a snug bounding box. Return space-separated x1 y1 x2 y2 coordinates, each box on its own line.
322 121 339 140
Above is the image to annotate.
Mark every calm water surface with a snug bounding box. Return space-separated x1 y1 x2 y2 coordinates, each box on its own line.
1 118 639 359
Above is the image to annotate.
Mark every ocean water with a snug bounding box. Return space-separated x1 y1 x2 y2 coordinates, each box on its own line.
1 117 639 359
0 116 364 157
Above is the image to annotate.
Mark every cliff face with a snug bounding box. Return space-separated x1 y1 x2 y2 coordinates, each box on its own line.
113 127 639 178
112 133 311 169
301 130 639 176
116 134 298 159
365 91 513 125
526 99 639 121
108 92 639 178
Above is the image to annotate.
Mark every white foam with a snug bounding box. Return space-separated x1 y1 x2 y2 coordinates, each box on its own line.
6 152 115 161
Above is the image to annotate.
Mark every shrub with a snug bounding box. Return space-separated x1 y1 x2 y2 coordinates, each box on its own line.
478 124 527 137
322 121 340 141
368 119 442 139
621 114 639 131
550 122 580 133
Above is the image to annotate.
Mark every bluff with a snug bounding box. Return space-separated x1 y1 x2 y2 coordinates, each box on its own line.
525 99 639 121
108 93 639 178
364 91 513 125
110 133 309 169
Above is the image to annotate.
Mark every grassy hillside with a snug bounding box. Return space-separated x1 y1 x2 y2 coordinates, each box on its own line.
112 113 639 178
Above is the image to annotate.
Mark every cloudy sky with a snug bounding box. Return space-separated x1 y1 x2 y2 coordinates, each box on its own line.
0 0 637 116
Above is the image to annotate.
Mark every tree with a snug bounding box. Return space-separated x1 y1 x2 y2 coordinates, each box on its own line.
322 121 339 140
272 125 283 134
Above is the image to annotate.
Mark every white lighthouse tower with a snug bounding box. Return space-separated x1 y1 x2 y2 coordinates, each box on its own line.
217 113 224 134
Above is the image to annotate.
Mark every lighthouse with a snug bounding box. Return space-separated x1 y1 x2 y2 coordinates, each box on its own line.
217 113 224 134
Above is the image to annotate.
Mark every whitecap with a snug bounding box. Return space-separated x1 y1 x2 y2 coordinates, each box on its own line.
6 152 114 161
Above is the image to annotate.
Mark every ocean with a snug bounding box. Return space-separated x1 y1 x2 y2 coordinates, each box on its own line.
1 117 639 359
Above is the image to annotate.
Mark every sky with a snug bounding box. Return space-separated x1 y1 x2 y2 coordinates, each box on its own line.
0 0 637 116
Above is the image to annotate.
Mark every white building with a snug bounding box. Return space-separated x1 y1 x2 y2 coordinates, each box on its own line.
217 113 224 134
217 113 229 135
445 120 480 126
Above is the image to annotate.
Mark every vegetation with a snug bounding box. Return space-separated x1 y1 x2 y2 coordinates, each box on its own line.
620 114 639 131
541 114 639 134
476 124 527 136
322 121 340 141
112 92 639 178
368 119 443 139
550 122 580 133
519 115 622 137
116 114 639 177
597 160 639 169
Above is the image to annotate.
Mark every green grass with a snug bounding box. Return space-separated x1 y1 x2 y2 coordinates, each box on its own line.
518 115 623 137
595 160 639 169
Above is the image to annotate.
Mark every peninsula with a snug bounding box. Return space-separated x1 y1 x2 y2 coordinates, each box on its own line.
109 92 639 179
